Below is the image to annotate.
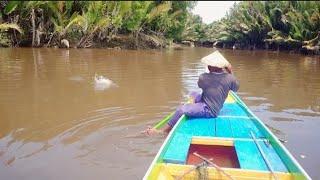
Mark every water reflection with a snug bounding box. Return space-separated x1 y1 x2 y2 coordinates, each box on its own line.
0 48 319 179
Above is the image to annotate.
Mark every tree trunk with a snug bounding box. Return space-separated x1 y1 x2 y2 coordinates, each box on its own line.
77 36 86 48
265 42 269 49
46 32 55 47
31 8 36 47
36 30 40 46
134 31 139 49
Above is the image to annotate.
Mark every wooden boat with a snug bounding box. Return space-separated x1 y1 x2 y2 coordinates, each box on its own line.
143 91 310 180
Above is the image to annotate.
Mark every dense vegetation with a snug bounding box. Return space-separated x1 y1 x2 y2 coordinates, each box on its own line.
0 1 319 54
183 1 320 54
0 1 195 48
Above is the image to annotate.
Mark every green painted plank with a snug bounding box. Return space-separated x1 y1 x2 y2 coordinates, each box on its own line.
153 112 175 129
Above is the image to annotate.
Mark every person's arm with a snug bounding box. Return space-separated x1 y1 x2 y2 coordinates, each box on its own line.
225 64 233 74
197 74 205 88
230 76 240 92
225 64 239 92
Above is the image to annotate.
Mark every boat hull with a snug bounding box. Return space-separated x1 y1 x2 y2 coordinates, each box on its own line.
143 92 310 180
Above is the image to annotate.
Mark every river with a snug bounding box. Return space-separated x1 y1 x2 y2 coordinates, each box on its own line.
0 48 319 179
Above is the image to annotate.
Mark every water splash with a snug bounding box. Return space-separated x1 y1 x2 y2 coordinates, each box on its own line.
94 73 118 91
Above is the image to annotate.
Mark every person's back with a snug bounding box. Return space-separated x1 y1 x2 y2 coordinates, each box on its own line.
198 72 239 116
142 50 239 135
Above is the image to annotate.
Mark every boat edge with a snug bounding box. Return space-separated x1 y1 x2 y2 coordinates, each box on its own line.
230 91 311 180
143 115 187 180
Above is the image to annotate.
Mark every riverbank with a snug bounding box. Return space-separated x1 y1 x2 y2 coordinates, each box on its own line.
1 32 319 56
0 1 195 49
1 1 319 55
1 40 319 57
0 32 168 50
212 41 320 56
2 28 319 56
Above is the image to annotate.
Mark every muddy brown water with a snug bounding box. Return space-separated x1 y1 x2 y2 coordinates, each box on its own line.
0 48 319 179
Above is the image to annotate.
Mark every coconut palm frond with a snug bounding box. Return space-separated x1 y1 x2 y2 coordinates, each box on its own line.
4 1 20 15
147 2 171 23
0 23 23 33
64 14 86 33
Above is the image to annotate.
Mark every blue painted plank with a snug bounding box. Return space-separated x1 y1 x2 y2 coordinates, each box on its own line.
219 103 249 117
177 118 215 137
162 133 191 164
230 119 263 138
162 118 215 164
216 117 233 137
235 140 268 171
257 141 288 172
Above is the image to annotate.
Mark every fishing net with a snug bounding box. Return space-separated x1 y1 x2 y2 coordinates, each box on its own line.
196 164 208 180
177 161 209 180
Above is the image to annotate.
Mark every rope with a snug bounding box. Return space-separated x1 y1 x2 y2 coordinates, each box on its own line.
193 152 235 180
197 164 208 180
176 152 235 180
176 161 208 180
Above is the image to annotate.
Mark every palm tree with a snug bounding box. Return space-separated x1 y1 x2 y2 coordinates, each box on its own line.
134 2 172 48
76 2 110 48
47 1 85 47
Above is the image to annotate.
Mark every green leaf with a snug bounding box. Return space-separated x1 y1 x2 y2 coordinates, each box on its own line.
64 13 86 32
4 1 20 15
147 2 171 23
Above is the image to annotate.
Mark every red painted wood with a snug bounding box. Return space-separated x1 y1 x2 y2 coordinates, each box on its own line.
186 144 240 168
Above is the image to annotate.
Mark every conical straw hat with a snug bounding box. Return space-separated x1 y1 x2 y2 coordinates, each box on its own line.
201 51 230 68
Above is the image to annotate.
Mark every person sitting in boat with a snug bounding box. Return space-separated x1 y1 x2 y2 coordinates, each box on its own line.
143 51 239 135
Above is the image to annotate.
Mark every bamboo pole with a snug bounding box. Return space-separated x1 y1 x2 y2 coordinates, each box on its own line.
250 131 278 180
